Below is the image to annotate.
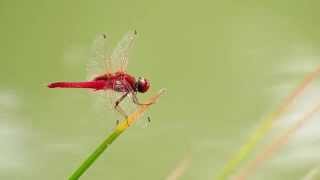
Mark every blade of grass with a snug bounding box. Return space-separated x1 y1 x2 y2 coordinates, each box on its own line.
301 166 320 180
216 65 320 180
166 153 191 180
69 89 166 180
233 100 320 180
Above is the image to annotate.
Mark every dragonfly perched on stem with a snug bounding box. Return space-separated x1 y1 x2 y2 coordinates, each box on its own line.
48 30 152 119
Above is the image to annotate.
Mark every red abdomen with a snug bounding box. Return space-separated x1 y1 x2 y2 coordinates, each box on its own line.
48 80 107 90
48 72 136 92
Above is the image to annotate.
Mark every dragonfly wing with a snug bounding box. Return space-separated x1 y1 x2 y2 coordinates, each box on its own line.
87 31 138 117
111 30 137 72
87 33 112 80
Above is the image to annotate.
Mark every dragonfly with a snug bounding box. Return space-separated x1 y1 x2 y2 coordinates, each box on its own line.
48 30 152 118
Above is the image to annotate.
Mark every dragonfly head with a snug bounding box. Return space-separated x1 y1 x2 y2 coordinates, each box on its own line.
135 77 150 93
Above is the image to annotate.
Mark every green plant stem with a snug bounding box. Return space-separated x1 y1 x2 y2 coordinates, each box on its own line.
69 129 123 180
68 89 165 180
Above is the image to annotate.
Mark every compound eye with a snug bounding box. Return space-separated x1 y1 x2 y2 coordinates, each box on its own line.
137 77 150 93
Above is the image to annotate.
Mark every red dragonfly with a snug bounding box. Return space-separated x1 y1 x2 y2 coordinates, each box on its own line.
48 30 152 118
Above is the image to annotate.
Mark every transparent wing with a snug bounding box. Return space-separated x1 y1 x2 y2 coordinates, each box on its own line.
87 31 138 118
111 30 137 72
86 33 112 80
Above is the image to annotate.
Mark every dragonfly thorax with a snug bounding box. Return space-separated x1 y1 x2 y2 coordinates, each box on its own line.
93 72 142 93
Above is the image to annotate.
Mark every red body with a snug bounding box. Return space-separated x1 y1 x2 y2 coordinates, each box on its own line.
48 72 137 92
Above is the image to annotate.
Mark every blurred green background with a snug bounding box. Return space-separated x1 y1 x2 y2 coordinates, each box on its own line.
1 0 320 179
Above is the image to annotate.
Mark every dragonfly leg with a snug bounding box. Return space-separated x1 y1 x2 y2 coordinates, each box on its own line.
132 93 153 106
114 92 129 119
131 93 153 126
